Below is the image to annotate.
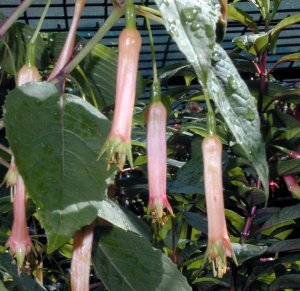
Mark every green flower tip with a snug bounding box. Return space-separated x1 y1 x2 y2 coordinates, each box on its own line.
98 136 133 170
204 238 237 278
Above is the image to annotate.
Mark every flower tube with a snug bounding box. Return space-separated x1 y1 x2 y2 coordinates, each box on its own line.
99 20 141 170
146 88 173 219
202 135 236 278
6 174 32 270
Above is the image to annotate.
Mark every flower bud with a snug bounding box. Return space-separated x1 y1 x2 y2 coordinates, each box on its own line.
16 64 41 86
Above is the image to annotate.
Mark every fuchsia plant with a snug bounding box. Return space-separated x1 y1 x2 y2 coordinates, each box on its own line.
146 83 174 220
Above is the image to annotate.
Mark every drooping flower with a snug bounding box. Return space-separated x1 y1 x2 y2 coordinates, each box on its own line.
6 174 32 270
146 100 173 220
99 27 142 170
283 175 300 199
202 135 236 278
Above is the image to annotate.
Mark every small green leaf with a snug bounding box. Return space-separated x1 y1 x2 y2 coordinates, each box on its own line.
232 243 268 264
183 211 208 234
4 82 114 252
269 14 300 53
275 52 300 64
169 138 204 194
227 4 258 32
193 277 230 288
266 238 300 254
0 23 48 73
93 226 192 291
248 0 270 20
269 0 283 21
277 159 300 176
260 204 300 232
0 253 46 291
269 274 300 291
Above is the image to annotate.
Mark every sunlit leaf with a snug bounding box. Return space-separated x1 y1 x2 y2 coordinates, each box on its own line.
269 13 300 53
155 0 268 201
227 4 258 32
248 0 270 20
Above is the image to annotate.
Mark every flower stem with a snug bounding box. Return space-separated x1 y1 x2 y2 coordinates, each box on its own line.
0 0 34 38
125 3 136 29
61 7 124 77
30 0 51 44
144 3 158 83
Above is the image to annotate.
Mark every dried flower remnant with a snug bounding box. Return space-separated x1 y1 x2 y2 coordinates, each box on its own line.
202 135 236 278
6 174 32 270
146 100 174 220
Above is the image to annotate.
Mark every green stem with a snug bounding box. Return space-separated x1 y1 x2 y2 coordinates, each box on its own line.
61 7 124 77
145 6 158 83
30 0 51 44
203 88 216 135
125 3 136 29
25 42 35 66
75 65 99 109
134 5 161 16
150 81 161 103
0 0 34 38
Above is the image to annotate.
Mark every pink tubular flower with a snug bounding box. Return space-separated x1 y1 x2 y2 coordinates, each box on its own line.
146 100 174 220
6 174 32 269
202 135 236 278
99 27 142 170
283 175 300 199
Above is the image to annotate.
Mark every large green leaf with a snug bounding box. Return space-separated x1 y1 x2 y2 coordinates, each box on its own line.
155 0 269 200
0 253 45 291
93 226 192 291
4 82 114 252
0 23 48 74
